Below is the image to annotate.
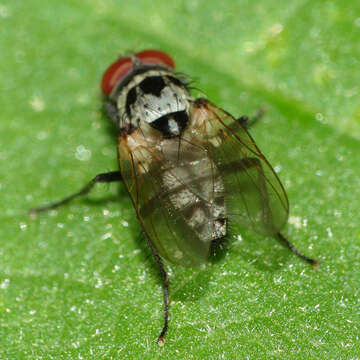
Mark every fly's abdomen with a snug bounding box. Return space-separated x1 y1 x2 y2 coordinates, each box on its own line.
161 150 226 242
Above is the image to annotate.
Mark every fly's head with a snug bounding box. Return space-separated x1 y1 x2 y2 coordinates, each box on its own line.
102 50 192 139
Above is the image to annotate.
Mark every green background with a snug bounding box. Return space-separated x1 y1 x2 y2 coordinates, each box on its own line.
1 0 360 358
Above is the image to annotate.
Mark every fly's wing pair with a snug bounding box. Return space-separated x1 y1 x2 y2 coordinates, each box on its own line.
118 99 289 266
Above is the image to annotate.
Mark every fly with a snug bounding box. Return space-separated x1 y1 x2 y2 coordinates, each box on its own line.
30 49 319 345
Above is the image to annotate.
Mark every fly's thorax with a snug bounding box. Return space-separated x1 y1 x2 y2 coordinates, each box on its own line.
113 68 192 138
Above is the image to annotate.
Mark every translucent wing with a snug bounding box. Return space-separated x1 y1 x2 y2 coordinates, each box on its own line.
117 129 212 266
189 99 289 236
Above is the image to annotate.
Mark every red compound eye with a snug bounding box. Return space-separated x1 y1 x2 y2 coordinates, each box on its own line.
101 57 133 96
135 49 175 69
101 49 175 95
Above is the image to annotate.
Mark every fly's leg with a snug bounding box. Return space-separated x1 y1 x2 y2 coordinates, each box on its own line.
155 254 169 346
144 237 169 346
276 232 319 268
29 171 122 215
238 107 265 129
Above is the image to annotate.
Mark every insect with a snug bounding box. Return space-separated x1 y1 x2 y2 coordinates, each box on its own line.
30 49 318 345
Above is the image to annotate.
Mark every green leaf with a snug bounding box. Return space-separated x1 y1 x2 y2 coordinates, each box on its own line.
1 0 359 358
